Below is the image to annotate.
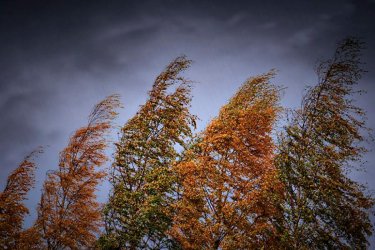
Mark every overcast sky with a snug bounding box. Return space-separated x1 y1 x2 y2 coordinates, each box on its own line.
1 0 375 245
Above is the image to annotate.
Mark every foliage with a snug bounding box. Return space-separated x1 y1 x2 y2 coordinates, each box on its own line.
0 150 40 249
275 37 374 249
100 56 196 249
0 37 374 250
169 71 283 249
35 94 120 249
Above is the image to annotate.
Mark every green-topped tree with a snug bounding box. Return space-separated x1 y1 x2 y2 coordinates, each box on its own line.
100 56 196 249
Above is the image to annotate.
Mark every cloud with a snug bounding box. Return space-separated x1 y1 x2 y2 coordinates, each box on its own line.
0 1 374 242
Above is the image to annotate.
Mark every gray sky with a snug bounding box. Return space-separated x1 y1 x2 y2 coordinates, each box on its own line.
1 0 375 244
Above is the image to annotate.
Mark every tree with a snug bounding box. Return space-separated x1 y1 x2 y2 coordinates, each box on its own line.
169 71 283 249
275 38 374 248
100 56 196 249
35 94 120 249
0 149 40 249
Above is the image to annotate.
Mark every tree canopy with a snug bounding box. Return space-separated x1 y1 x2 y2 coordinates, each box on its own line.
100 56 196 249
275 38 374 249
0 37 373 249
35 94 120 249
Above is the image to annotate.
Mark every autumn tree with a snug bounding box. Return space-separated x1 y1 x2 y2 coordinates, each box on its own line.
0 150 40 249
170 71 283 249
275 38 374 248
100 56 196 249
34 94 120 249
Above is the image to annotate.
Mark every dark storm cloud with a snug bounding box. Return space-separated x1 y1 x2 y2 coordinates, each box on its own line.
0 1 162 180
1 0 375 242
